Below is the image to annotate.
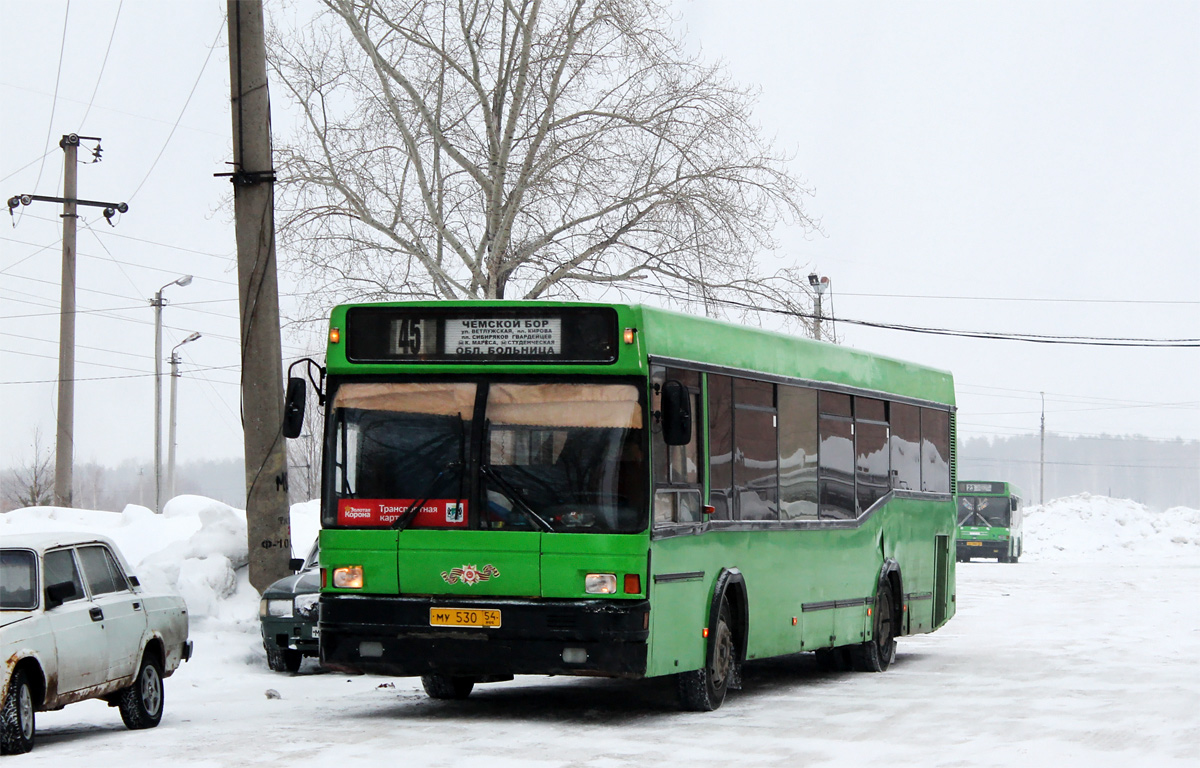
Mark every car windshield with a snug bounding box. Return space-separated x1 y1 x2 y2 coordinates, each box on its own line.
958 496 1010 527
330 381 647 533
0 549 38 610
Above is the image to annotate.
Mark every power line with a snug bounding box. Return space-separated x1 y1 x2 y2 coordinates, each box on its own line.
30 1 70 200
0 149 58 184
627 285 1200 347
78 0 123 129
837 291 1199 306
0 364 239 386
127 18 227 202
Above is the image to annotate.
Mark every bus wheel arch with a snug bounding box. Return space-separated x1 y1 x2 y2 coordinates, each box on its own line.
676 568 746 711
852 572 899 673
878 559 904 636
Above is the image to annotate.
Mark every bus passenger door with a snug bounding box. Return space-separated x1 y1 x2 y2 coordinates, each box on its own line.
933 534 951 627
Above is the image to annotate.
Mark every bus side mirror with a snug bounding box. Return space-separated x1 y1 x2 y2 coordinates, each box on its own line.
283 377 306 439
660 380 692 446
1011 497 1018 512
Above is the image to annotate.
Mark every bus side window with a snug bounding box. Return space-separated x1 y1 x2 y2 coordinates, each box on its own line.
652 366 703 525
734 378 778 521
707 374 734 520
818 391 855 520
921 408 951 494
889 403 921 492
778 385 818 520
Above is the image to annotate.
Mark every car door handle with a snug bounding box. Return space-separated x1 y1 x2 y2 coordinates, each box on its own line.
132 602 142 611
90 606 104 622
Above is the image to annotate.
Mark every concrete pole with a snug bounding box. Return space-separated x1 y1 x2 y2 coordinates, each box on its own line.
1039 392 1046 505
53 135 79 507
227 0 293 592
167 352 179 500
153 288 164 513
812 293 823 342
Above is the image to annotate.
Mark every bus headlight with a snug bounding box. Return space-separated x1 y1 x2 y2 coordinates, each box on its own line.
585 573 616 594
333 565 364 589
261 599 293 618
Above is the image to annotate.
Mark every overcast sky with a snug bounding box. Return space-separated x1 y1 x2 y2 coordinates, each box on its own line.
2 0 1197 472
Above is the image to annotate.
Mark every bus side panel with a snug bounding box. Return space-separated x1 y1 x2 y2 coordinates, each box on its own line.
645 533 726 678
882 496 957 634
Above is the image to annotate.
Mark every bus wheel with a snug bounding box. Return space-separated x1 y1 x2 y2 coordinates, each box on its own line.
421 674 475 700
677 598 735 711
851 581 897 673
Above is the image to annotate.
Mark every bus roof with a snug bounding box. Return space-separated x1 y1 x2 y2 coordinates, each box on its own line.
325 300 955 406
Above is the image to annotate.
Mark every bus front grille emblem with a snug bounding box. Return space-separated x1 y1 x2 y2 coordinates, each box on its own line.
442 564 500 585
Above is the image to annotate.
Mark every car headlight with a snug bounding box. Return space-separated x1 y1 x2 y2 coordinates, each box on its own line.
294 593 319 620
260 598 293 618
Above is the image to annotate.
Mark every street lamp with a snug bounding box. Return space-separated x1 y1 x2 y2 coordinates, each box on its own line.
808 273 830 341
167 332 202 502
151 275 193 513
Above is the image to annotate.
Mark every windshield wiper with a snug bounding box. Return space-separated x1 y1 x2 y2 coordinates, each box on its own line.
392 416 466 532
479 464 555 532
390 462 460 531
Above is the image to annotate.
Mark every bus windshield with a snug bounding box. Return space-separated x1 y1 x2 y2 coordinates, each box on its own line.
330 381 647 533
957 495 1010 527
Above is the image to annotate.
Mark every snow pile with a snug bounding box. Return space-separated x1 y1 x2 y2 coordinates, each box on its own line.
1 496 321 624
1024 493 1200 562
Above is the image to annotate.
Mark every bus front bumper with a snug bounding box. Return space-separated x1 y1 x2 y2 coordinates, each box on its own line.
957 539 1009 559
319 594 650 679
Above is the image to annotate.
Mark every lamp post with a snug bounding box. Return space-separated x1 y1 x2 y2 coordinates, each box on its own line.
167 332 202 502
807 272 830 341
152 275 193 513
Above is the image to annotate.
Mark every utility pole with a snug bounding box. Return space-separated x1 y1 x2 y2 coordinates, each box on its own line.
151 276 193 512
168 332 201 500
224 0 292 592
7 134 128 508
1039 391 1046 505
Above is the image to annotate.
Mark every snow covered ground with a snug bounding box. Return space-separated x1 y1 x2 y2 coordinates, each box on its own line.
4 494 1198 766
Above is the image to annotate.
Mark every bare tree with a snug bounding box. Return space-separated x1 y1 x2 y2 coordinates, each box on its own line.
6 430 54 509
269 0 820 327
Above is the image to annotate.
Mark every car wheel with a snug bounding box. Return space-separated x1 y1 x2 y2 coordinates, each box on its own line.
266 645 303 673
117 653 165 730
421 674 475 700
1 666 36 754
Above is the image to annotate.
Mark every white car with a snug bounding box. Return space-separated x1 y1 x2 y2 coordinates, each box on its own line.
1 532 192 755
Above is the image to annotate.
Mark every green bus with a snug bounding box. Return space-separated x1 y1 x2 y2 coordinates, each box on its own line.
956 481 1024 563
295 301 958 711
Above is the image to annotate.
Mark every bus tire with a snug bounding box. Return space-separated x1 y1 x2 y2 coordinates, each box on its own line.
851 580 897 673
676 598 735 711
421 674 474 700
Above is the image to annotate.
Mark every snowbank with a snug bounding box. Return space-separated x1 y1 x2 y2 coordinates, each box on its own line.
1024 493 1200 562
1 495 321 624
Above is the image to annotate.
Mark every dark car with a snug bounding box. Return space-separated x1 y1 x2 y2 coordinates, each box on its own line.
258 542 319 673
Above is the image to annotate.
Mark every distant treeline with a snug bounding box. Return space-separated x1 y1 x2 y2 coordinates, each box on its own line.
959 433 1199 510
4 434 1196 513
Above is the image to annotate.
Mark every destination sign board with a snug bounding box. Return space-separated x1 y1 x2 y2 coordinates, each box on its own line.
956 481 1007 495
345 306 617 363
